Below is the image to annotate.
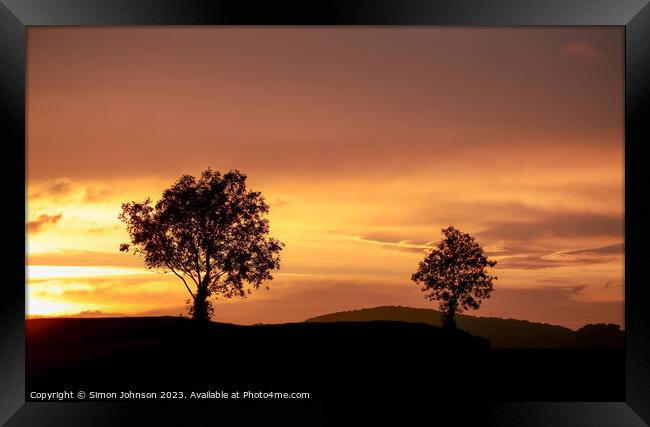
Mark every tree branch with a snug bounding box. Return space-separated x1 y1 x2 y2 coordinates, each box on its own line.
177 264 199 287
166 262 196 300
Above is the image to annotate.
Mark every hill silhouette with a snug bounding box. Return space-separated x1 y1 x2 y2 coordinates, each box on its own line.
27 316 623 402
305 306 624 349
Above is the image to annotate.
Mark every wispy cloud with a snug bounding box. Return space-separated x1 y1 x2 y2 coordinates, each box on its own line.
85 224 120 234
604 281 623 289
338 232 434 253
552 243 624 257
497 246 623 270
479 212 622 241
28 249 145 267
30 179 72 199
83 187 114 203
26 213 62 234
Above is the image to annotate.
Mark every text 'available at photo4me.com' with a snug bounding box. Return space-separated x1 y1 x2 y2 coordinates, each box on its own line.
29 389 311 401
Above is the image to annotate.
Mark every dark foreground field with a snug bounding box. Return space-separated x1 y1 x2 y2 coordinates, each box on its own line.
26 317 624 403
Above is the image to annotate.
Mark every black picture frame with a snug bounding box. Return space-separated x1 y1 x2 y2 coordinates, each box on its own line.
2 0 649 425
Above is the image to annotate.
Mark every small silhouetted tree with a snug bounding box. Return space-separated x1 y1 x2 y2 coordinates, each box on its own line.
411 226 497 329
119 168 284 321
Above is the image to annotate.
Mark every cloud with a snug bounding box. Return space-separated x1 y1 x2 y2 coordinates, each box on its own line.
337 232 434 253
26 213 62 234
408 202 551 228
479 212 622 241
83 187 114 203
29 275 183 307
553 243 624 257
497 249 621 270
360 232 433 247
535 243 624 266
496 243 623 270
85 224 120 234
332 212 623 268
537 278 577 285
387 202 622 247
603 281 623 289
562 41 605 62
496 254 577 270
30 179 72 199
546 284 586 295
28 249 145 267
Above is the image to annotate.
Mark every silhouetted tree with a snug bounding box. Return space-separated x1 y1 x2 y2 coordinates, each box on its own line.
411 226 497 329
119 168 284 321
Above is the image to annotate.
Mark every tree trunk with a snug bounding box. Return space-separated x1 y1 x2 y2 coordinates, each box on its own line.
442 305 457 329
192 285 211 321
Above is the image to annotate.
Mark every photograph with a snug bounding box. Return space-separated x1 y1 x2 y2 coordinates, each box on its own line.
25 26 625 403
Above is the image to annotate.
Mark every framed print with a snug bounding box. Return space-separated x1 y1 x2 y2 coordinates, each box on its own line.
2 0 650 425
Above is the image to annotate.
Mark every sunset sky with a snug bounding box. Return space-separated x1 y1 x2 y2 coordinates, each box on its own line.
26 27 624 329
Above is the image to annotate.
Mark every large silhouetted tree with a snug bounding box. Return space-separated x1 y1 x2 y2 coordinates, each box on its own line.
119 168 284 321
411 226 497 329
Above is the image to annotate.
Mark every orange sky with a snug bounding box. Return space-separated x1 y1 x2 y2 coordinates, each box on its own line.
26 27 624 329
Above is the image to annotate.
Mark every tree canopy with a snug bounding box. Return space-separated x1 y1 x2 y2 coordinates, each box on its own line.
411 226 497 328
119 168 284 320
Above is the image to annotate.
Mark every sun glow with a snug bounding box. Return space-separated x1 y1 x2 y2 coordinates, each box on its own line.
27 265 155 280
26 296 100 317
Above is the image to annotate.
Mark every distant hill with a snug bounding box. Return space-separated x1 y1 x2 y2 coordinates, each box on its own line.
305 306 624 349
